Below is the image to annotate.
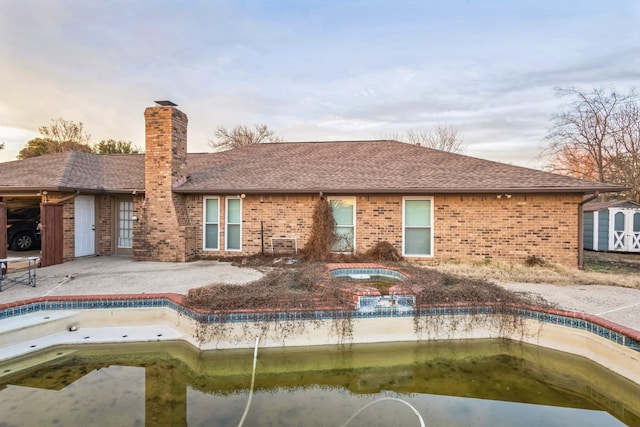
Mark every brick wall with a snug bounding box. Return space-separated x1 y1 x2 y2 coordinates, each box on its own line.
188 193 582 266
242 195 317 255
355 195 403 253
96 195 112 256
434 193 582 266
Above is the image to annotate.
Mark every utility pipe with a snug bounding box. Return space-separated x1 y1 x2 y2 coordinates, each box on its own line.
578 192 599 269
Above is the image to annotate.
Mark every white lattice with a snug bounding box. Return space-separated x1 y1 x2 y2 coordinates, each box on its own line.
612 230 626 250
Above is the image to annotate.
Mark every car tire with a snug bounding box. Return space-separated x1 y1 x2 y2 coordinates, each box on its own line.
10 231 35 251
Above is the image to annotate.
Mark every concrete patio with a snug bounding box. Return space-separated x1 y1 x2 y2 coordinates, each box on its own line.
0 254 263 304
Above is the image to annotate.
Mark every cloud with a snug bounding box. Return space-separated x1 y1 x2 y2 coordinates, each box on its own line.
1 0 639 168
0 126 39 161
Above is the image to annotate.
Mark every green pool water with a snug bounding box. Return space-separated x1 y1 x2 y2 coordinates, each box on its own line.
0 339 638 426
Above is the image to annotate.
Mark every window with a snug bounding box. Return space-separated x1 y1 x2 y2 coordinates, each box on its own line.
203 197 219 250
329 197 355 253
403 197 433 257
117 200 133 249
225 198 242 251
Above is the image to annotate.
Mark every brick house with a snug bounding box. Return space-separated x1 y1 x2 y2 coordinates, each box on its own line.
0 102 626 267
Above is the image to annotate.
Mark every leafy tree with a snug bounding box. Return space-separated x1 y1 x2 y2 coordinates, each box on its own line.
208 124 283 152
544 87 640 202
93 139 142 154
18 137 93 159
18 118 92 159
391 124 464 153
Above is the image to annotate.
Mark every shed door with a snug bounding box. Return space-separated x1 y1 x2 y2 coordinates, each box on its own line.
75 195 95 257
610 209 640 252
631 211 640 252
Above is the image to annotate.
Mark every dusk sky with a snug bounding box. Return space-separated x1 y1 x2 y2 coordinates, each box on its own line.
1 1 638 167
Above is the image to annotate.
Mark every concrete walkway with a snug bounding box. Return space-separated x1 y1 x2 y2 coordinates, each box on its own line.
502 282 640 332
0 255 263 304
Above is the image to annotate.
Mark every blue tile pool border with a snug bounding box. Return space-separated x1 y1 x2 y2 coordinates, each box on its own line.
330 268 407 281
0 297 638 353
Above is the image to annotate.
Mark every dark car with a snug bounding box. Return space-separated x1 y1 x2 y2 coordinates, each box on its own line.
6 207 41 251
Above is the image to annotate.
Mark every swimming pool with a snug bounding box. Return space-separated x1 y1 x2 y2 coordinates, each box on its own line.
0 340 638 426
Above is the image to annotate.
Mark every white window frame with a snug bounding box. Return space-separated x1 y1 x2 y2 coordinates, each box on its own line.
117 200 134 249
328 196 356 254
592 210 599 251
402 196 434 257
203 196 220 250
225 197 242 252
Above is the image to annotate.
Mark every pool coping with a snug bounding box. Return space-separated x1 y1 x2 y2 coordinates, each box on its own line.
0 290 638 353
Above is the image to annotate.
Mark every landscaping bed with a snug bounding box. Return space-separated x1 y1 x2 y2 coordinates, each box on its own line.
184 259 550 313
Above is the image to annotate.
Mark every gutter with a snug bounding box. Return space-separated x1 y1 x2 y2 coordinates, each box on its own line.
578 192 600 270
173 186 629 195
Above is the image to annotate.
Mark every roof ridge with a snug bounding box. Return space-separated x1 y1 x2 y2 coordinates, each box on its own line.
56 151 78 187
218 139 403 148
59 151 106 189
184 140 404 155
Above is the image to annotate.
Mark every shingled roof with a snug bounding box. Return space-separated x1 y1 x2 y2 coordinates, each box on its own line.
0 140 627 195
583 199 640 212
174 141 626 194
0 151 145 193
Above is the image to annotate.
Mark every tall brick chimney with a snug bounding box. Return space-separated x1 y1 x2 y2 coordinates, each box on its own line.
134 101 195 262
144 101 188 197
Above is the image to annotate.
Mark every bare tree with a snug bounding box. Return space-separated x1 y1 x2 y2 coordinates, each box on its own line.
544 86 640 202
545 143 600 181
393 124 464 153
545 87 631 181
610 100 640 202
18 118 92 159
208 124 283 152
38 117 91 148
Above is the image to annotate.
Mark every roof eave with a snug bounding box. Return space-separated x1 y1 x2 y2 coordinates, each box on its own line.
0 186 146 195
173 186 628 195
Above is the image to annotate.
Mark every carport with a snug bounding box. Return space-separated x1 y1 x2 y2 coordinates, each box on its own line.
1 195 63 267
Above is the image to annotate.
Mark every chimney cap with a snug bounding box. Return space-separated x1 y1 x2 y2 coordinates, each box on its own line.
154 100 178 107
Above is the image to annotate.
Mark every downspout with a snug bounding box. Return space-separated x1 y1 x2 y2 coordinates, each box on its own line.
578 192 599 269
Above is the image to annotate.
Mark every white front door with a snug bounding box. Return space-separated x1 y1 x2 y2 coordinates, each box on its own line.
75 195 95 257
609 209 640 252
